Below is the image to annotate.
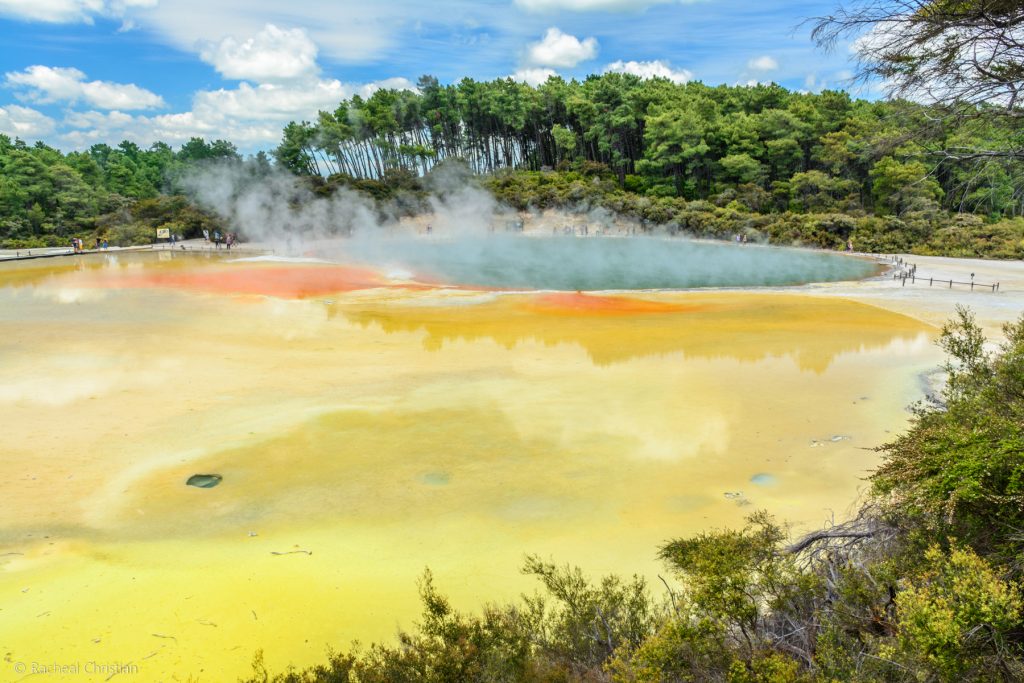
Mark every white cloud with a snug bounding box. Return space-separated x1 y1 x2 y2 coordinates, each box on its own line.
0 0 533 70
604 59 692 83
747 55 778 72
5 65 165 110
64 109 138 133
0 0 455 64
200 24 320 82
526 27 598 68
515 0 676 11
509 67 558 86
802 69 857 94
357 77 416 96
61 109 276 147
0 0 155 23
0 104 56 138
192 80 350 121
79 77 165 109
55 76 415 149
6 66 84 101
128 0 413 64
190 77 415 122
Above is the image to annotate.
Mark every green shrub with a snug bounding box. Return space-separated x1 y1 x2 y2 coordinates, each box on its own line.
888 545 1023 680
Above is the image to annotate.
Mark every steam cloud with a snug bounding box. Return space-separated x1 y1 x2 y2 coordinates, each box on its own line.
182 162 878 290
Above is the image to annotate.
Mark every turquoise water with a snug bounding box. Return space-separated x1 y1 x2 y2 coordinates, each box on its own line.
341 236 879 290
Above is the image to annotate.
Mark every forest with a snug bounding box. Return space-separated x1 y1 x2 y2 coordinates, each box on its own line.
0 135 241 248
275 74 1016 214
2 75 1024 256
265 73 1024 258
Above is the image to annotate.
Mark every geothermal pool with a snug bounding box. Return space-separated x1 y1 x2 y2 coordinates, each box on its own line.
0 244 940 681
335 234 880 289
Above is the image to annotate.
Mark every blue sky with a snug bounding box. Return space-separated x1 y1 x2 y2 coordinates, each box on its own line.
0 0 865 153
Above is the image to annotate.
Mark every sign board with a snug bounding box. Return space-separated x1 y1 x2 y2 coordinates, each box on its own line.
156 228 170 239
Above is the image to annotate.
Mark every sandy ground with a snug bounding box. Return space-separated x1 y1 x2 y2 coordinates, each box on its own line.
0 240 266 261
805 252 1024 339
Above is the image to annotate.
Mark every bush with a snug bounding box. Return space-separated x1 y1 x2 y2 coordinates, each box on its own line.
107 222 156 246
872 307 1024 559
1 237 51 249
888 545 1023 680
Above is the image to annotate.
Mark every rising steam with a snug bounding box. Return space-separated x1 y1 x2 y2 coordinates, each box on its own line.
182 162 878 291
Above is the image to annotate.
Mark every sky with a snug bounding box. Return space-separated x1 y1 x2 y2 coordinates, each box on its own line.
0 0 865 153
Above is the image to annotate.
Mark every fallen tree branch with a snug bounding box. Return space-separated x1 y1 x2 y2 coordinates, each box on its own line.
786 530 877 555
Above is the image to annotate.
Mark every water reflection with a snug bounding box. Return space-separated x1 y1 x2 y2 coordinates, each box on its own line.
337 293 928 372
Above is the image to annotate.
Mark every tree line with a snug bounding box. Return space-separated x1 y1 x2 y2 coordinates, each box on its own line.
3 79 1023 257
0 135 246 248
2 8 1022 256
273 74 1024 221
